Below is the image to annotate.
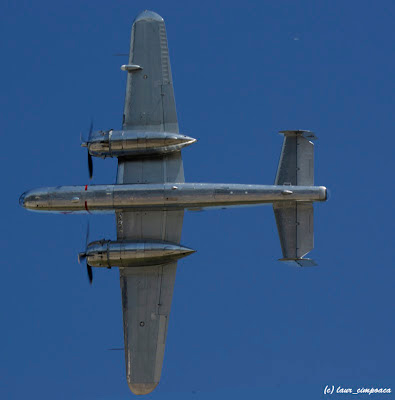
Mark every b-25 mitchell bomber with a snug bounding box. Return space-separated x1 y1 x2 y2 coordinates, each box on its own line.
19 10 328 395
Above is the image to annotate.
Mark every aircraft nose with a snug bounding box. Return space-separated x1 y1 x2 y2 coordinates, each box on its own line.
19 192 26 207
20 188 51 210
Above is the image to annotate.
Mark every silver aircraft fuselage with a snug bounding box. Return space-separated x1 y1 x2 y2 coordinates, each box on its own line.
20 183 327 213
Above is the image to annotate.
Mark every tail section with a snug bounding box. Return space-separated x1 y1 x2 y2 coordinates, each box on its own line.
273 130 318 266
273 201 316 266
275 130 317 186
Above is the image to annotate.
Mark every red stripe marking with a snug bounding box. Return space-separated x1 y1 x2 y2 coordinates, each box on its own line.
84 200 90 214
84 185 90 213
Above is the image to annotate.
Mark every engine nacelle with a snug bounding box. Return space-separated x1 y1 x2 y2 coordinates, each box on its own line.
82 130 196 158
80 240 195 268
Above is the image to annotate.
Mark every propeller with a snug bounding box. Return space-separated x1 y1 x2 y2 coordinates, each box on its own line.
78 222 93 284
87 120 94 179
81 120 94 179
88 152 93 180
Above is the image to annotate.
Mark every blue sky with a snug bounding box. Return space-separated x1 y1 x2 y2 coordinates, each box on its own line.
2 0 394 399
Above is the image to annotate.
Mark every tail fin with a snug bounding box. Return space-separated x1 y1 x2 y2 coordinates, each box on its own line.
273 130 317 266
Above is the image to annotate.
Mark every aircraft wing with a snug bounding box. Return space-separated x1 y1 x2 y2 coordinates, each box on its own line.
122 10 178 133
116 11 184 395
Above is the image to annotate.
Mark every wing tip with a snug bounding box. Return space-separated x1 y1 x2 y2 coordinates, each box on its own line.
128 381 159 395
135 10 164 23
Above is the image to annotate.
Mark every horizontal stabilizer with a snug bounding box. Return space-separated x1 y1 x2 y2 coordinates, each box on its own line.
273 201 316 265
275 130 316 186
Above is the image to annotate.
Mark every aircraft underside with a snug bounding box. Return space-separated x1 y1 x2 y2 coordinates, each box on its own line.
20 10 328 395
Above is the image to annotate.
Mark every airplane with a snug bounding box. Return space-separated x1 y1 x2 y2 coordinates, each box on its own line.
19 10 328 396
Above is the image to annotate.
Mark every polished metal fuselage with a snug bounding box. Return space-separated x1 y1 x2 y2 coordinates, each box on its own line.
20 183 327 213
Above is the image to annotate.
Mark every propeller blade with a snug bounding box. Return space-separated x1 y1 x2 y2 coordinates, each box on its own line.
87 121 93 179
85 220 90 248
88 152 93 179
78 221 93 284
87 264 93 284
81 121 94 177
88 120 93 141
